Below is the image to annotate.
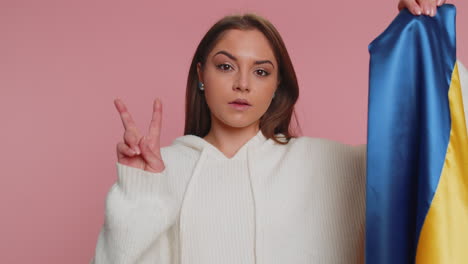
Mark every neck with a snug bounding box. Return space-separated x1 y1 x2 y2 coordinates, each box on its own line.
203 118 260 158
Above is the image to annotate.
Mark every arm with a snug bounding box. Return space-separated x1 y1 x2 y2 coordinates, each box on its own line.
354 144 366 264
91 99 179 263
91 162 179 264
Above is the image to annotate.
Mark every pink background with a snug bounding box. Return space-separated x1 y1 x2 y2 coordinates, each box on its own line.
1 0 467 263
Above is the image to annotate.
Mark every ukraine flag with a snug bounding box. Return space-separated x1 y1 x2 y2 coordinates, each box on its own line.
366 4 468 264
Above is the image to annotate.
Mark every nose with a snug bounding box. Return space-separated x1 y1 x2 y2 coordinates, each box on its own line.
233 71 250 93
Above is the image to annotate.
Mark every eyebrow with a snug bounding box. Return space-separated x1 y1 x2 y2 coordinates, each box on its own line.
213 50 275 69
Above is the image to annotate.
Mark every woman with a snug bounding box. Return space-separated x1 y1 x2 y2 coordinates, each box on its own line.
91 0 446 263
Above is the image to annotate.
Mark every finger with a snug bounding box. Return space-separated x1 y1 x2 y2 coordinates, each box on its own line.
428 0 437 17
398 0 408 11
117 141 137 158
115 98 142 154
436 0 445 6
140 136 165 173
417 0 429 16
124 130 142 154
399 0 422 15
148 98 162 149
419 0 436 16
398 0 407 11
114 98 139 131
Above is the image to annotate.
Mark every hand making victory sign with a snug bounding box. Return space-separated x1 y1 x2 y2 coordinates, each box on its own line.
114 98 166 173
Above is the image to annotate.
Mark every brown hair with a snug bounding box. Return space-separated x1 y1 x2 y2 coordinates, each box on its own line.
183 12 301 144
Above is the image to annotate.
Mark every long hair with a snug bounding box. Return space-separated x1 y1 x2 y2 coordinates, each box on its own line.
184 12 301 144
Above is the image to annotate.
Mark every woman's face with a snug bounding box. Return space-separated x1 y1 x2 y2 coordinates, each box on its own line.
197 29 279 131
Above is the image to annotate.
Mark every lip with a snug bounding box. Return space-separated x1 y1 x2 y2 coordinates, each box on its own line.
229 98 251 106
229 102 251 111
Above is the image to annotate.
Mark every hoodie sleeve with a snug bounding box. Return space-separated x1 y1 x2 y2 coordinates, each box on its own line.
354 144 367 181
457 60 468 130
353 144 366 264
91 161 180 264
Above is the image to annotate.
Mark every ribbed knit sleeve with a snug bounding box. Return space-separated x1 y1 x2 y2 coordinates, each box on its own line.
91 162 180 264
353 144 367 264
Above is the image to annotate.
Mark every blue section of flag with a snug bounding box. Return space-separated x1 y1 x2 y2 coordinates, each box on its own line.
365 5 456 264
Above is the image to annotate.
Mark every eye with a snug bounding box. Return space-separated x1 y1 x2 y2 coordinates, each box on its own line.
216 63 233 72
256 69 270 77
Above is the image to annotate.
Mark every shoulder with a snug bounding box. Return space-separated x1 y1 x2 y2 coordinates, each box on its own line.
287 136 366 157
284 136 367 175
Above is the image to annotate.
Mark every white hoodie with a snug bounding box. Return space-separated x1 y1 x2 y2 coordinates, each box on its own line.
91 131 367 264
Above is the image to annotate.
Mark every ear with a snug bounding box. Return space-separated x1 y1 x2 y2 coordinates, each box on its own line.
197 62 203 83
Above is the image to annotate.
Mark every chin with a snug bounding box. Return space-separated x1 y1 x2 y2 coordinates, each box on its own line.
211 107 263 128
220 116 260 129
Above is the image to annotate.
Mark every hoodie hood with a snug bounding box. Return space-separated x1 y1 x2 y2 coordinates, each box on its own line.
172 129 272 161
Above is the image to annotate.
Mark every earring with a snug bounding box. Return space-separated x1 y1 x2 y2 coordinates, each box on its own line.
272 92 276 99
198 81 205 91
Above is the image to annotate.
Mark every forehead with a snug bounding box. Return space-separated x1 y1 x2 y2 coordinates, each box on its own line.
210 29 276 62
